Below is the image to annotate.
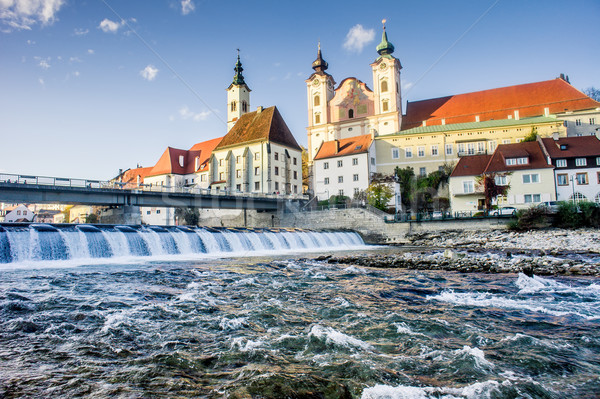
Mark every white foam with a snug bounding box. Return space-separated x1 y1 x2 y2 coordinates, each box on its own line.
230 337 264 352
456 345 493 368
308 324 373 351
361 380 507 399
219 317 247 330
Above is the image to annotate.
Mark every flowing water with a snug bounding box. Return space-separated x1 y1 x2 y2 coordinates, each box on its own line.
0 225 599 398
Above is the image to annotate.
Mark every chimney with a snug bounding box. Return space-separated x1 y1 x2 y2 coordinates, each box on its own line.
441 118 446 125
552 132 560 141
514 110 520 120
422 121 427 127
334 139 340 154
257 106 263 113
544 107 550 117
475 115 480 122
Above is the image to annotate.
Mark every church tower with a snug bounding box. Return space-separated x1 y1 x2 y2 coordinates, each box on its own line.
227 51 251 131
306 43 336 163
370 20 402 135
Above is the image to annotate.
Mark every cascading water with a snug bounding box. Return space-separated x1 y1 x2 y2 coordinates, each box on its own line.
0 224 365 264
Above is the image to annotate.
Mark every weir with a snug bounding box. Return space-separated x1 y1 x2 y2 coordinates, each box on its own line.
0 224 364 264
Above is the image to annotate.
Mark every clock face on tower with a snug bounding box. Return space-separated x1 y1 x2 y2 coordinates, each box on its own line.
312 78 320 87
379 62 387 71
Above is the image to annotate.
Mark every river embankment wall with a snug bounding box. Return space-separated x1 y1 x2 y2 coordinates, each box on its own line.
279 208 508 244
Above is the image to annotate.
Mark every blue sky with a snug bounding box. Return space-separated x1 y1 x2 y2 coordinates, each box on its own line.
1 0 599 180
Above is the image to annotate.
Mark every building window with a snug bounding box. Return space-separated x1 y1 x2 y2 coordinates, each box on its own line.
236 156 240 164
314 95 320 107
354 187 360 195
576 172 589 185
242 101 248 112
293 171 298 179
556 159 567 168
381 80 388 93
502 139 511 144
254 167 260 175
324 162 329 169
467 143 475 155
477 142 485 153
201 174 207 181
293 185 298 194
337 160 343 167
274 152 279 161
524 194 541 203
489 141 497 153
522 173 539 184
417 146 425 157
352 158 358 165
457 143 465 154
314 113 321 124
495 175 508 185
575 158 587 166
382 100 389 112
324 177 329 185
405 147 413 158
338 176 343 183
339 189 344 196
236 184 241 191
293 157 297 165
348 109 354 118
557 174 569 186
219 159 224 166
391 148 399 159
431 145 438 156
445 144 453 155
275 182 279 191
597 172 600 184
371 157 375 165
419 167 426 177
255 182 260 190
463 180 474 194
219 172 224 180
353 174 359 181
231 101 237 111
157 210 161 214
575 119 582 126
146 210 151 215
274 166 279 176
590 118 596 125
255 153 260 161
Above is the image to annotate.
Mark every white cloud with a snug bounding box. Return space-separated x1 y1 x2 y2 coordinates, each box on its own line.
98 18 122 33
26 39 35 45
73 70 80 77
87 49 94 54
35 56 50 69
140 64 158 81
38 77 44 85
180 0 195 15
0 0 65 31
73 27 88 36
69 56 81 63
343 24 375 53
179 105 210 121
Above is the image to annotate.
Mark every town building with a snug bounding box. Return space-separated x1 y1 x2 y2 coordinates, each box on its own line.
540 136 600 203
307 24 600 195
3 204 35 223
449 141 555 213
313 134 375 201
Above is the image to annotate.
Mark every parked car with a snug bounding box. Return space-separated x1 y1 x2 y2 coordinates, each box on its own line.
492 206 517 216
538 201 560 214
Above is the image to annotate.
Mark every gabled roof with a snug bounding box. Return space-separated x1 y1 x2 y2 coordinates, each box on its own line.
486 141 553 173
216 106 301 151
120 167 153 187
540 136 600 158
189 136 223 172
403 78 600 130
314 134 373 160
450 154 492 177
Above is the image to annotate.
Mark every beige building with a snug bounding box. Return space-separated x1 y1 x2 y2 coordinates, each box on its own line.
449 141 556 214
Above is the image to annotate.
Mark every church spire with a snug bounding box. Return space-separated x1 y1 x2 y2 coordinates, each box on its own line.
376 19 395 56
232 49 246 85
311 41 329 73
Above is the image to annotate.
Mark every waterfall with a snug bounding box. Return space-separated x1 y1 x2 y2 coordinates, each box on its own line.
0 224 365 264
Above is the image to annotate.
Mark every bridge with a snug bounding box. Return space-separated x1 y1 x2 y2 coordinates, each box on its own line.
0 173 307 211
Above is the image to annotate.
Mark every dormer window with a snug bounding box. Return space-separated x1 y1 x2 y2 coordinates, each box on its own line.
506 157 528 166
348 109 354 118
179 155 184 168
560 144 568 150
556 159 567 168
576 158 587 166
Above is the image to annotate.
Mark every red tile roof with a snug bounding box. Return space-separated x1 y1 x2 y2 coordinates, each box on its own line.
120 167 153 188
403 78 600 130
216 106 301 151
485 141 553 173
450 154 492 177
148 137 223 177
189 136 223 172
540 136 600 158
314 134 373 160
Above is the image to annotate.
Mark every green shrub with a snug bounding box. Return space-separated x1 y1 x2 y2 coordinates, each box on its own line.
554 201 582 228
508 206 550 231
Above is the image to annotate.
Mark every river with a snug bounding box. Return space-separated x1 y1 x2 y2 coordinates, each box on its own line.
0 225 599 398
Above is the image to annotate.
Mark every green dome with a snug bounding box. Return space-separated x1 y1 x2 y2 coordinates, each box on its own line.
376 28 394 56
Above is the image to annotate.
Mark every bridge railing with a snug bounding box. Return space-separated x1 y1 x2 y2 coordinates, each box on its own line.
0 173 307 201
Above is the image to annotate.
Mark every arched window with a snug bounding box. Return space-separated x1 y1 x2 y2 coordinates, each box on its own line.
314 95 320 107
381 80 388 93
314 112 321 124
348 109 354 119
570 192 588 203
231 101 237 111
382 100 389 112
242 101 247 112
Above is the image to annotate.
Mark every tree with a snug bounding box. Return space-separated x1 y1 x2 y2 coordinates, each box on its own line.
583 87 600 102
476 173 510 213
394 166 415 210
366 182 394 211
85 213 99 224
175 207 200 226
301 147 310 194
523 126 538 142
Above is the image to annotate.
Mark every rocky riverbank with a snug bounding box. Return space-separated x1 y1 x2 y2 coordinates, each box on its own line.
320 228 600 276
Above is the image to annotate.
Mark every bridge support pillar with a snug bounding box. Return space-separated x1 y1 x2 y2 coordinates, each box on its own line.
99 206 141 225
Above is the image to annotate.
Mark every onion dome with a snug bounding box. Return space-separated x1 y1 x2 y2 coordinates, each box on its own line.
376 19 395 56
312 42 328 73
